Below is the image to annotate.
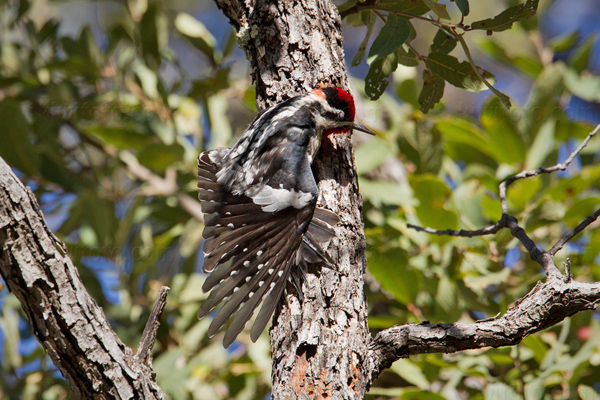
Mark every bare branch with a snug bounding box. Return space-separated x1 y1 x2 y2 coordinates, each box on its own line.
135 286 170 368
0 157 165 399
550 208 600 256
408 124 599 275
500 123 600 214
406 222 503 237
368 275 600 382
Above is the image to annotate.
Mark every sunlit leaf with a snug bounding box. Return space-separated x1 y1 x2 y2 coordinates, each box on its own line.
578 385 600 400
410 174 458 230
355 138 395 174
480 97 526 164
485 383 520 400
175 13 221 64
564 69 600 102
367 248 418 305
471 0 539 32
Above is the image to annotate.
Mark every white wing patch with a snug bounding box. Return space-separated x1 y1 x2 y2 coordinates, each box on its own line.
251 185 313 212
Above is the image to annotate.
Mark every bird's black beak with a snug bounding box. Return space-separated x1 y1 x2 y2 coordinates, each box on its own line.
352 121 376 136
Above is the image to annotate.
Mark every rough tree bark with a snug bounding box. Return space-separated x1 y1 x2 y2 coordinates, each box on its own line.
213 1 371 398
213 1 600 398
0 157 165 400
1 0 599 398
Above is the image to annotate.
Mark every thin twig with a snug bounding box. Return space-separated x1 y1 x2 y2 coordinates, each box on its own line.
407 124 599 277
550 208 600 256
499 123 600 214
454 30 511 109
340 3 469 31
406 222 502 237
135 286 170 367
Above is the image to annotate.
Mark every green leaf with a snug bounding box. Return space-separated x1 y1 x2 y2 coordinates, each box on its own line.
395 46 420 67
568 34 596 73
485 383 521 400
435 118 492 157
133 62 159 98
507 178 541 211
479 39 542 77
368 14 410 62
423 0 450 20
481 194 502 221
378 0 430 16
524 62 566 137
425 52 488 92
436 275 458 313
401 390 447 400
175 13 221 64
455 0 470 16
140 3 168 67
418 69 445 113
390 359 430 390
471 0 539 32
365 52 398 100
410 174 458 230
138 143 185 172
80 125 150 150
564 197 600 228
548 31 579 52
397 78 420 108
430 28 457 54
0 306 22 370
398 122 444 173
564 69 600 102
359 179 415 208
367 248 418 305
578 385 599 400
525 118 555 170
480 97 526 164
355 138 395 174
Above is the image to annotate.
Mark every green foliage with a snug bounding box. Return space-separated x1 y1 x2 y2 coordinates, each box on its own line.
349 0 541 110
353 2 600 397
1 0 599 399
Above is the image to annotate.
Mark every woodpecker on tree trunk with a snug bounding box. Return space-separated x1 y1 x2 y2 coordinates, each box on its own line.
197 87 374 348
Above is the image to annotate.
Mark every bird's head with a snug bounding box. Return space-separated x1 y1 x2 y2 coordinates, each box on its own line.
311 87 375 137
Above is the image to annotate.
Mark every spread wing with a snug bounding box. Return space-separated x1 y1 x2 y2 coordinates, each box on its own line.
197 146 338 348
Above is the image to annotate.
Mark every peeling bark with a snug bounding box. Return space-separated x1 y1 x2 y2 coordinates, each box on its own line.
0 158 165 400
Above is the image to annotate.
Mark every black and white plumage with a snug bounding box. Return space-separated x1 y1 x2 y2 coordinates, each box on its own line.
197 87 374 348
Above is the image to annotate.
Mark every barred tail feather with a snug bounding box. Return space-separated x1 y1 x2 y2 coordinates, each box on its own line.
197 149 340 348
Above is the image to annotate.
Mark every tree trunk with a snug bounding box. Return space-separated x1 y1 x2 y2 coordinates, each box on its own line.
0 157 165 400
214 0 372 398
